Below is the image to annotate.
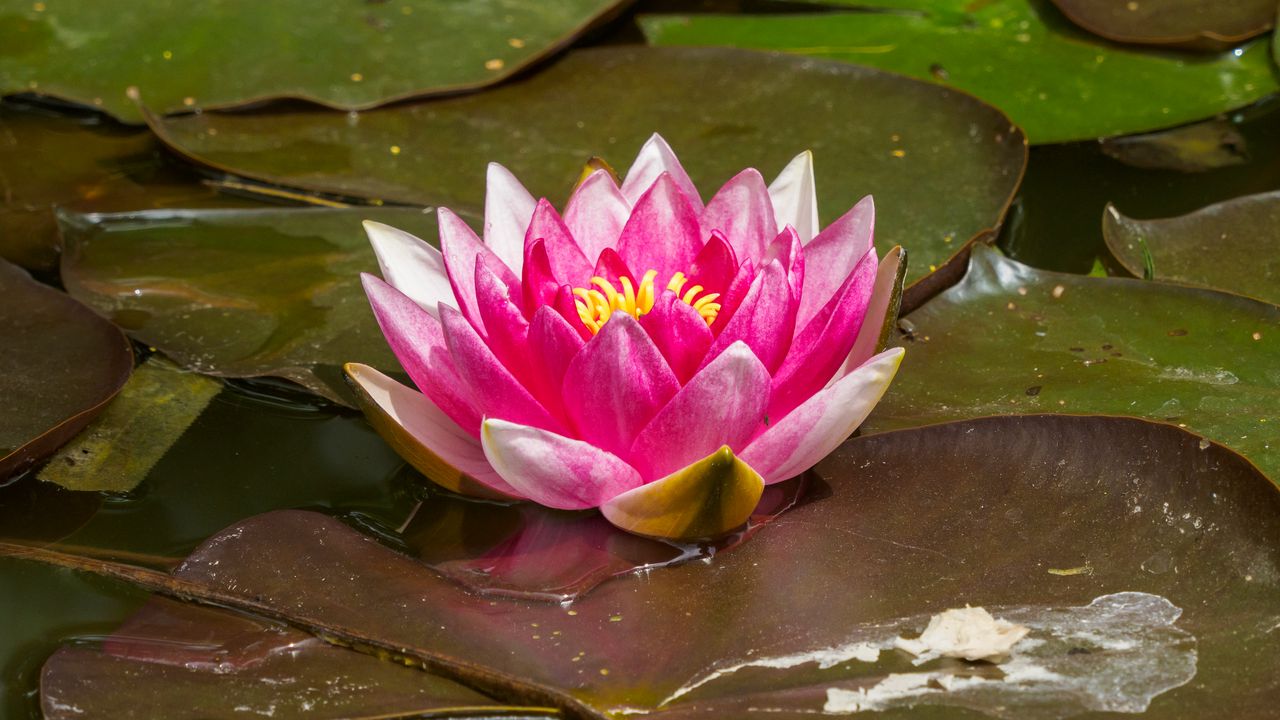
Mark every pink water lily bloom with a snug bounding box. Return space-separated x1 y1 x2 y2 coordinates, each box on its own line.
346 134 904 541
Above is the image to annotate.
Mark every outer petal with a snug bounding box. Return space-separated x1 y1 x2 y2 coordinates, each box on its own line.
768 150 819 244
617 173 703 281
838 246 905 380
797 195 875 328
741 348 904 484
440 305 565 433
524 198 593 288
638 290 714 385
562 313 680 458
439 207 517 334
564 169 630 262
701 168 777 263
344 363 519 499
601 446 764 541
620 133 704 211
628 342 770 480
361 273 481 434
483 163 537 275
702 260 796 374
363 220 456 315
482 419 644 510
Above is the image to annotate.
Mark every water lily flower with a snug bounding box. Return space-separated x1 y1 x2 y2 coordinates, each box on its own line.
345 134 904 541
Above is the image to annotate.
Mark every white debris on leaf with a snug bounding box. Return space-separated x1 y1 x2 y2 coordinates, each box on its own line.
895 606 1030 665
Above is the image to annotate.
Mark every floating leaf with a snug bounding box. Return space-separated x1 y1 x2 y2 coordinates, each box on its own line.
18 415 1280 718
142 46 1026 300
1103 192 1280 306
1049 0 1276 50
57 207 451 406
0 258 133 480
865 245 1280 483
0 0 631 123
639 1 1279 143
37 358 222 493
1099 118 1249 172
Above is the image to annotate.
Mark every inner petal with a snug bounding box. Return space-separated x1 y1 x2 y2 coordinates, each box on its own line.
571 268 722 335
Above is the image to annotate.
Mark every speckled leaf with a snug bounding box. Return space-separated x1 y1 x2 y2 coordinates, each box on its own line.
0 0 631 123
639 1 1279 144
57 207 451 407
1103 191 1280 306
143 46 1026 299
1049 0 1276 50
0 258 132 480
865 245 1280 483
35 414 1280 718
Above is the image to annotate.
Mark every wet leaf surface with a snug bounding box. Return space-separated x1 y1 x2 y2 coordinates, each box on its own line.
142 46 1026 296
0 258 133 480
1049 0 1276 50
865 245 1280 483
57 207 450 406
1099 118 1250 172
1103 191 1280 306
0 0 630 123
639 0 1280 144
29 414 1280 718
42 598 556 720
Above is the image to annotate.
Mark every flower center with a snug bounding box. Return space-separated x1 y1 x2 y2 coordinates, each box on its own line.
573 270 722 334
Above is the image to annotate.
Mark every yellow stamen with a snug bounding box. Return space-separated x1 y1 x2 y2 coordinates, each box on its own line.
573 269 720 334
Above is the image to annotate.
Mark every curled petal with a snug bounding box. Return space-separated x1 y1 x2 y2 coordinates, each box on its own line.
344 363 518 499
363 220 455 315
702 260 796 374
685 231 738 297
741 348 904 484
524 199 593 288
763 225 805 302
565 169 630 263
618 173 704 282
702 168 777 262
839 246 905 381
639 290 713 385
482 419 643 510
798 195 875 328
521 240 559 316
483 163 537 275
620 133 704 211
629 342 770 480
592 247 635 287
709 259 756 334
601 446 764 541
768 150 819 244
439 207 517 335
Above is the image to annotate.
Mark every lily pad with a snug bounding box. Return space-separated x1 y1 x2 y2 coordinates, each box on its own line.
57 207 453 406
24 414 1280 718
864 245 1280 483
0 258 133 480
1049 0 1276 50
142 46 1026 299
0 0 631 123
639 1 1280 144
1103 192 1280 306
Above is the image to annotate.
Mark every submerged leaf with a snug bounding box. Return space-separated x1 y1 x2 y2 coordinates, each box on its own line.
1049 0 1276 50
1099 119 1250 173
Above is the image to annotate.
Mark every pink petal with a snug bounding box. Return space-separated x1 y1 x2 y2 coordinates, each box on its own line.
564 169 631 262
702 260 796 374
360 273 481 435
701 168 777 263
768 150 819 243
551 284 591 340
620 133 704 211
528 306 585 404
684 231 738 296
345 364 520 497
438 207 517 335
483 163 537 275
837 246 904 379
521 240 559 316
618 173 703 281
363 220 456 316
474 259 543 400
440 304 565 433
482 419 644 510
562 313 680 458
524 198 593 288
709 259 756 334
762 225 805 302
592 248 635 287
628 342 770 480
797 195 875 328
769 247 878 421
741 348 904 484
639 289 715 385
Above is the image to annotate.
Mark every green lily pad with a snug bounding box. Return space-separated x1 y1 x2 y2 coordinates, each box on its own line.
639 1 1280 144
1103 192 1280 306
865 245 1280 483
0 257 133 480
1049 0 1276 50
57 207 451 407
142 46 1026 299
0 0 631 124
23 414 1280 718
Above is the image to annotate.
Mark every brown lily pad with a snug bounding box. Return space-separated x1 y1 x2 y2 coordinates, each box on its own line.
1050 0 1276 51
0 258 133 480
